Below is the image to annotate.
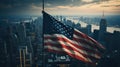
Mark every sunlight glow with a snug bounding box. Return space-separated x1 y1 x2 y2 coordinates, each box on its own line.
45 0 120 15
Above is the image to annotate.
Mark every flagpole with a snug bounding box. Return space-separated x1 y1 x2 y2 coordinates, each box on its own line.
42 0 45 67
42 0 44 11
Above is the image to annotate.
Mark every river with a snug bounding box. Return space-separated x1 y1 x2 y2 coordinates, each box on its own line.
71 19 120 33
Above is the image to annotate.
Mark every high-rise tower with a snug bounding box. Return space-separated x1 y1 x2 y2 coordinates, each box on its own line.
98 10 107 42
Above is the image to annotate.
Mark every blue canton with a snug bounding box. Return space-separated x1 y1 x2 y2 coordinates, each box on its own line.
43 11 74 39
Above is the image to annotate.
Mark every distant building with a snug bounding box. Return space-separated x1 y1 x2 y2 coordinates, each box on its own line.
86 24 92 36
0 20 18 67
98 18 107 42
74 23 81 30
60 16 63 22
93 29 99 40
19 46 32 67
104 31 120 52
17 22 27 44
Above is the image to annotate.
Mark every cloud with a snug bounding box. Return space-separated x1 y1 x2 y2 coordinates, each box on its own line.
101 5 120 7
0 0 119 15
0 0 101 8
82 0 94 3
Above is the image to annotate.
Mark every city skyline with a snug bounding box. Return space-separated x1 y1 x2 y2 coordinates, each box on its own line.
0 0 120 16
0 0 120 67
0 13 120 67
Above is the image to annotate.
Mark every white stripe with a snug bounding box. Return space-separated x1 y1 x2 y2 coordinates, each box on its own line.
45 39 101 59
74 29 85 36
45 45 62 51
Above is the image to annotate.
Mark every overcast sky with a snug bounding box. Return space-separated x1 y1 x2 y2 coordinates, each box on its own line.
0 0 120 16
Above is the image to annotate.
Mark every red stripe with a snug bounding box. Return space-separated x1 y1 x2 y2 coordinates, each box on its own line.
74 29 86 38
45 47 66 54
44 42 62 48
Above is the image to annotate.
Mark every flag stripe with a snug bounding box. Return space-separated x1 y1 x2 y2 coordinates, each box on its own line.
44 34 101 56
74 30 99 49
74 29 105 50
44 38 101 59
44 45 66 54
45 44 97 65
44 42 101 63
44 35 95 51
44 34 99 52
44 34 102 59
44 45 92 63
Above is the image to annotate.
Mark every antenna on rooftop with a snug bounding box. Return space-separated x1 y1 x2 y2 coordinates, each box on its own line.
42 0 44 11
102 0 105 18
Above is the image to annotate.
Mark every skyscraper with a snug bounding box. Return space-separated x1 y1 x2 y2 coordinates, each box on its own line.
87 24 92 36
98 17 107 42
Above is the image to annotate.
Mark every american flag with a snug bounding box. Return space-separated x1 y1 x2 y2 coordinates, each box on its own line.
43 11 105 65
